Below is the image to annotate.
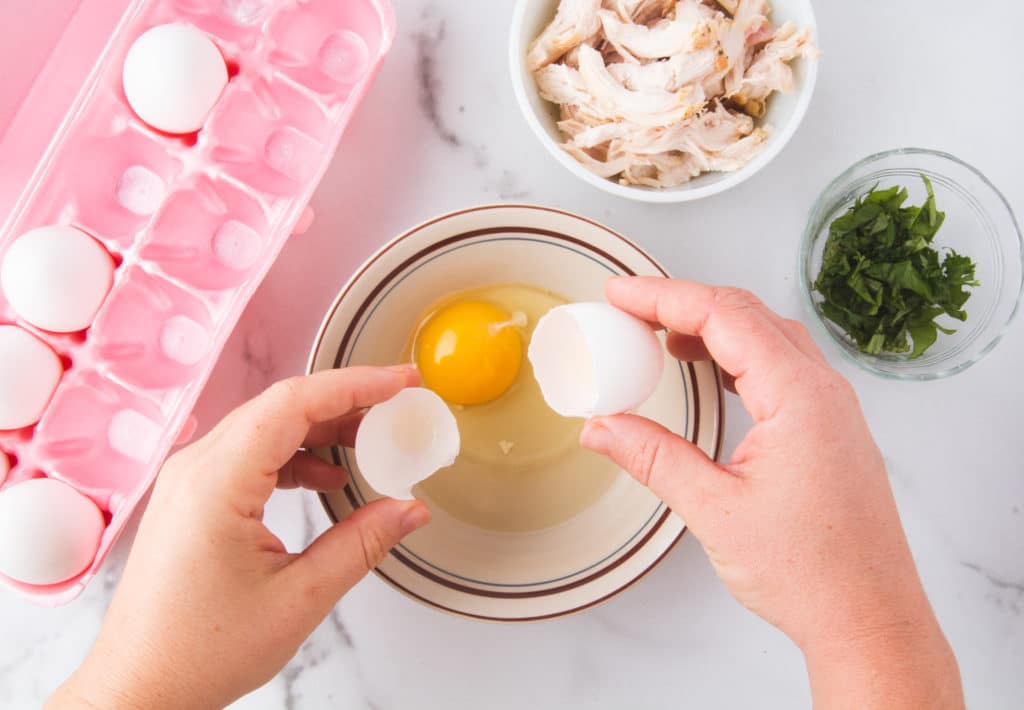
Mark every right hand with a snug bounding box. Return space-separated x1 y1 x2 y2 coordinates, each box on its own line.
581 277 963 709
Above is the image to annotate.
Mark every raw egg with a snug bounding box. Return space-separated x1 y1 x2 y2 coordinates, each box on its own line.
415 301 525 406
402 285 620 532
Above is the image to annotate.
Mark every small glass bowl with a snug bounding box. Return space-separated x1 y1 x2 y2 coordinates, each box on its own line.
800 148 1023 380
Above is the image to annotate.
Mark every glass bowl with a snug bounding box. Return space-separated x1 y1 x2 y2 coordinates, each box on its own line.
800 148 1023 380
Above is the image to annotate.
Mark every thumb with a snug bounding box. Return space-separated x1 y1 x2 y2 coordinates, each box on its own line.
288 498 431 608
581 414 736 523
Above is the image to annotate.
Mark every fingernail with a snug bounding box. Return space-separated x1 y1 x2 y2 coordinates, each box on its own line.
400 502 431 536
580 418 614 455
388 364 420 384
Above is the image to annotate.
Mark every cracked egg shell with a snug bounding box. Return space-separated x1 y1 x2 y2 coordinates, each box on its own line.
354 387 460 500
528 302 664 418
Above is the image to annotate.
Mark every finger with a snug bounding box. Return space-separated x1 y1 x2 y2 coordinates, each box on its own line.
606 277 812 420
303 409 366 449
199 366 418 511
778 318 828 364
665 332 736 394
581 415 738 527
665 332 711 362
285 498 431 617
277 451 349 491
665 319 822 368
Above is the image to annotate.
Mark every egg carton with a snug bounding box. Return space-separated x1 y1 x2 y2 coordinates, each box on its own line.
0 0 395 606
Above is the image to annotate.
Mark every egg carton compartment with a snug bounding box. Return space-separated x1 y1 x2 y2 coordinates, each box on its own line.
138 174 271 291
33 108 184 250
266 0 384 99
90 266 217 391
170 0 285 46
0 0 395 605
33 371 169 512
205 75 331 196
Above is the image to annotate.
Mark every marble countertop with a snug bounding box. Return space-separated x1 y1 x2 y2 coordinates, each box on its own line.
3 1 1023 707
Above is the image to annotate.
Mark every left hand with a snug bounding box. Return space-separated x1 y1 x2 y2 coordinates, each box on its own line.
49 366 430 710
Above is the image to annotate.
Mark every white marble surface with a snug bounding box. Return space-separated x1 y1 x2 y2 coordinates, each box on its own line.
3 0 1023 707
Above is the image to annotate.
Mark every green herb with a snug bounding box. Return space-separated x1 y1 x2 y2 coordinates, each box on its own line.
813 176 978 359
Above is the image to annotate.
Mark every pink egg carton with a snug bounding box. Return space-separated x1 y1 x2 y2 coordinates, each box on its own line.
0 0 395 605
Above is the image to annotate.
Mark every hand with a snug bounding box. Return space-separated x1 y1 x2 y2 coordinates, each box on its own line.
581 277 963 709
49 366 430 710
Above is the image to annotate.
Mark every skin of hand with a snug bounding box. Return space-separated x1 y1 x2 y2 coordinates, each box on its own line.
581 277 964 710
49 366 430 710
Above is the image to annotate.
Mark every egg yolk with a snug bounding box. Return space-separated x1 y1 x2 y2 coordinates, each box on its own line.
415 301 523 405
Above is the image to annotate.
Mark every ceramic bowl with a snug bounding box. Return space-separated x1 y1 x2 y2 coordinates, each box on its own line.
308 205 724 621
509 0 819 203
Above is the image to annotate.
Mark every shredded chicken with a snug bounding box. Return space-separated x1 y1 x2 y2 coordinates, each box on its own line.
598 5 718 63
529 0 817 187
527 0 603 71
610 0 677 24
608 46 721 91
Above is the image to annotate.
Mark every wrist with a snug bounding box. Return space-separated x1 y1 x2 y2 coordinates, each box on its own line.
801 611 963 710
48 647 188 710
48 667 147 710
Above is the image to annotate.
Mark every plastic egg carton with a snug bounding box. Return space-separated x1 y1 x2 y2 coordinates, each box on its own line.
0 0 395 605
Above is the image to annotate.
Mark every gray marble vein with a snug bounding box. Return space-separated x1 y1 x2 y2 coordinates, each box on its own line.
241 323 276 398
962 562 1023 616
412 8 461 149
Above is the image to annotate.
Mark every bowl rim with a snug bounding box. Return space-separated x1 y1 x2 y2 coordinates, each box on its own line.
798 146 1024 381
306 203 725 621
508 0 820 204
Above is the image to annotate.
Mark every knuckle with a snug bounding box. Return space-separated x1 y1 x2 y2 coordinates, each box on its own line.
783 318 811 341
805 366 857 404
264 377 304 408
712 286 762 313
158 446 199 485
629 435 666 489
299 576 332 605
355 519 390 573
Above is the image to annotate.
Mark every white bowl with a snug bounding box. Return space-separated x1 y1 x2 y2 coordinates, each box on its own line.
509 0 819 203
308 205 725 621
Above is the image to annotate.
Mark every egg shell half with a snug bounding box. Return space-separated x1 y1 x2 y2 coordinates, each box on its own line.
122 23 228 134
354 387 460 500
528 302 664 418
0 326 64 430
1 225 115 333
0 478 105 586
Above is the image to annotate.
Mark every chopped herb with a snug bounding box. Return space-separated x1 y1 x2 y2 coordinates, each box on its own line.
813 176 978 359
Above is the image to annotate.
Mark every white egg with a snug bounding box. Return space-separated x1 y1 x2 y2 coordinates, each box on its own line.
0 326 63 430
528 302 664 418
122 23 228 134
355 387 460 500
1 225 114 333
0 478 104 586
